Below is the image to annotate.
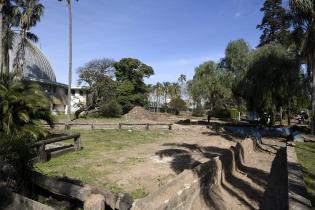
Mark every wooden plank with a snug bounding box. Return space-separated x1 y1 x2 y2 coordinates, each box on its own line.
0 190 56 210
31 172 92 202
34 133 80 146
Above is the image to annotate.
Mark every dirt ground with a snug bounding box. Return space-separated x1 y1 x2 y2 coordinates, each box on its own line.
86 122 286 209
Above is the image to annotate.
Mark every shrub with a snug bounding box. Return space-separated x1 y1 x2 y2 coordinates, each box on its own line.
0 136 35 194
212 108 239 119
99 101 122 118
169 97 187 115
192 105 205 117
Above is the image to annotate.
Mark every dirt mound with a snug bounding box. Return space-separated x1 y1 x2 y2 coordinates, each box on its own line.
124 106 170 121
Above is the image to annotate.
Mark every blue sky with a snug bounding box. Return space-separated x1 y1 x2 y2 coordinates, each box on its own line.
33 0 266 85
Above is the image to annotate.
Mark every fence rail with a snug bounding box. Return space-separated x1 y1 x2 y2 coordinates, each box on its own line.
43 122 173 130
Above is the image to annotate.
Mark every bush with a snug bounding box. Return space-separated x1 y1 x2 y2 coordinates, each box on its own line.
192 105 205 117
99 101 122 118
169 97 187 115
212 108 239 119
0 136 35 194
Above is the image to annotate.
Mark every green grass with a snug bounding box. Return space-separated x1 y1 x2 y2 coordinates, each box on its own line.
295 142 315 207
36 129 169 198
130 187 149 199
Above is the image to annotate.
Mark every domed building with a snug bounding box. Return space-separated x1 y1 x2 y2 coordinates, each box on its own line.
9 35 88 115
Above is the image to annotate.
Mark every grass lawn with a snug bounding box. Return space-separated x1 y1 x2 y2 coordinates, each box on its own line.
295 142 315 207
36 129 170 199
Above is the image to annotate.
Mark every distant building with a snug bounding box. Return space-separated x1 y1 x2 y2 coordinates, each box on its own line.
9 35 88 115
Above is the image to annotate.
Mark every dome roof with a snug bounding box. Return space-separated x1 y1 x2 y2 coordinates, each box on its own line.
9 34 57 83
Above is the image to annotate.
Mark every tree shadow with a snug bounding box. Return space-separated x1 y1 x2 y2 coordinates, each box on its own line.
260 147 288 210
156 142 274 209
0 187 14 210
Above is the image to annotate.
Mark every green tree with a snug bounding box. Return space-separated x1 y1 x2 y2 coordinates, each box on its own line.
14 0 44 73
0 75 54 139
1 1 19 76
169 97 186 115
76 58 116 117
221 39 251 75
239 44 302 124
221 39 252 110
113 58 154 113
162 81 171 106
188 61 232 111
290 0 315 132
257 0 291 47
0 1 4 75
154 82 163 112
178 74 187 99
168 82 181 99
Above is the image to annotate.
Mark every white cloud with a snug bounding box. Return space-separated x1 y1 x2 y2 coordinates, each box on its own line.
234 12 241 18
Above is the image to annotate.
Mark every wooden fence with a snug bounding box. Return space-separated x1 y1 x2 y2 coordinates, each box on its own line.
44 122 173 131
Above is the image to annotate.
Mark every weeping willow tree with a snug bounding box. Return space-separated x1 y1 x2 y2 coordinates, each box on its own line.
188 61 233 111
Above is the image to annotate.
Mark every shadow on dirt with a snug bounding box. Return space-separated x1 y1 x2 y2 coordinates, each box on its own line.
155 140 286 209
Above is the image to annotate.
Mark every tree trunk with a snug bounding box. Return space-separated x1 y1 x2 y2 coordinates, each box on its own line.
312 62 315 134
0 2 3 78
67 1 73 119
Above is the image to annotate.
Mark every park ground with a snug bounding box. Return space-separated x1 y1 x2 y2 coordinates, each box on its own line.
36 115 293 210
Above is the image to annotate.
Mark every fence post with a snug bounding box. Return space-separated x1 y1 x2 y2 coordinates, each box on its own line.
74 136 81 151
91 123 95 130
119 123 122 129
145 123 149 130
65 123 71 130
39 144 48 162
169 124 172 130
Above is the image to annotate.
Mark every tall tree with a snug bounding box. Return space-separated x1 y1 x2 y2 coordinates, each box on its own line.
162 81 171 106
77 58 116 116
238 44 302 124
257 0 291 47
14 0 44 73
188 61 232 110
58 0 78 118
178 74 187 99
290 0 315 132
0 1 4 76
113 58 154 113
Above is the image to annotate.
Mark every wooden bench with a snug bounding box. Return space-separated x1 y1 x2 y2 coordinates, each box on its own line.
34 133 81 162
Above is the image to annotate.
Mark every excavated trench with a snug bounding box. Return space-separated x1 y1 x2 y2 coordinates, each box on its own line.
132 137 288 210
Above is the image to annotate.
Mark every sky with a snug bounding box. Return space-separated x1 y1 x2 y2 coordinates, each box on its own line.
32 0 266 85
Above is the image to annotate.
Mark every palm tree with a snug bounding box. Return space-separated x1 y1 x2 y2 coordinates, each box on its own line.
169 82 181 99
58 0 78 119
0 74 54 139
178 74 187 99
162 81 170 107
0 1 4 76
155 82 163 112
1 0 19 76
14 0 44 73
289 0 315 132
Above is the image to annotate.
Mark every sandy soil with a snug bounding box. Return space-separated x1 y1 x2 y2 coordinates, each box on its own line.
92 122 286 209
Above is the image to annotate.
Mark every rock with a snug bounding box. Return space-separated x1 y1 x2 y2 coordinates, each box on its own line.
84 194 105 210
